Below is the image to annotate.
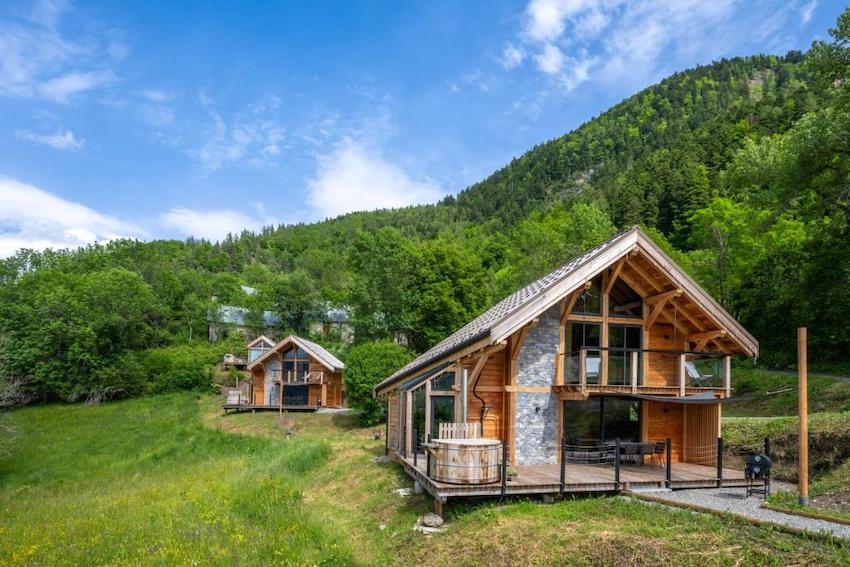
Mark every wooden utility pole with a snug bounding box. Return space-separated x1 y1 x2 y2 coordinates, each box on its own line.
798 327 809 506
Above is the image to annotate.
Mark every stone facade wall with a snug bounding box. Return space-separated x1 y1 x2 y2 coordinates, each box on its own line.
264 358 281 404
515 304 560 465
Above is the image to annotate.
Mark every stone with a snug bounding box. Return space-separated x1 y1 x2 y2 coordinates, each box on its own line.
372 455 391 464
378 524 387 531
413 481 424 494
393 487 412 497
515 304 561 465
421 512 444 528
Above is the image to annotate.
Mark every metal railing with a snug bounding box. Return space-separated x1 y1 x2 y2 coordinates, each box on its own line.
561 347 730 394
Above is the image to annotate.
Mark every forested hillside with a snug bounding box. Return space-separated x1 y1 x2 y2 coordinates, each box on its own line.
2 10 849 404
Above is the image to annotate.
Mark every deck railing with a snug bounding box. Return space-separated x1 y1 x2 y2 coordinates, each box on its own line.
562 347 730 395
269 370 325 385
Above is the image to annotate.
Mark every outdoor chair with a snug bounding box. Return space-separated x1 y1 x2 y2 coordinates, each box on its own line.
685 361 715 387
650 441 666 467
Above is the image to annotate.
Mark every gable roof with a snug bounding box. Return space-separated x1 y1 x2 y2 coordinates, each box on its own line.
246 335 275 349
247 334 345 372
374 226 758 396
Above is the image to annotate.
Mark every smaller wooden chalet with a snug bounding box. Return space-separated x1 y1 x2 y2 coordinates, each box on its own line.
374 227 759 511
229 335 344 411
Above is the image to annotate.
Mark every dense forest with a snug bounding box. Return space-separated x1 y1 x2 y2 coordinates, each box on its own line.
2 10 849 404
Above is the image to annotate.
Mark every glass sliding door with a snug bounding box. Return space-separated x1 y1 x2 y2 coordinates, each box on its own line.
608 324 642 386
562 397 641 444
412 387 426 446
565 322 601 384
430 396 455 435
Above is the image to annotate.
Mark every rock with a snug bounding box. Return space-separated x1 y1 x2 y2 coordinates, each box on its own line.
422 512 444 528
413 481 424 495
372 455 391 464
379 524 387 531
393 487 412 497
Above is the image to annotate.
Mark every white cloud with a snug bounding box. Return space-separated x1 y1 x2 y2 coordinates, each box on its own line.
307 139 446 219
191 93 286 171
15 128 84 151
0 176 145 258
507 0 742 94
800 0 817 24
159 206 275 242
535 43 565 74
501 44 526 69
0 3 117 103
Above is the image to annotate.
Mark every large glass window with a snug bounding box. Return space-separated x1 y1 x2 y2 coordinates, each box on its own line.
432 371 455 391
283 346 310 379
563 397 641 444
430 396 455 435
412 387 426 446
574 275 602 315
608 324 642 386
608 278 642 318
565 322 601 384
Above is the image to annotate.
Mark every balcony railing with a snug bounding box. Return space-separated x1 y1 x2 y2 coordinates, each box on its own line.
269 370 325 385
561 347 730 396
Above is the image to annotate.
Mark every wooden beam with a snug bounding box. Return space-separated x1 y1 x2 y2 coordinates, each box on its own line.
604 257 627 295
560 282 591 326
625 258 664 293
645 299 668 329
645 288 683 305
468 350 490 385
689 329 727 342
511 325 530 361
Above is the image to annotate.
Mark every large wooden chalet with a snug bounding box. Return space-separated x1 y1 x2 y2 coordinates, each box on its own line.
227 335 345 411
374 227 758 511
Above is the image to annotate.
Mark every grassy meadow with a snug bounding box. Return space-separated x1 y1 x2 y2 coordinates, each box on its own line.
2 393 850 565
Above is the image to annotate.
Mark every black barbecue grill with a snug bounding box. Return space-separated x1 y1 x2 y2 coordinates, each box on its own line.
745 454 772 499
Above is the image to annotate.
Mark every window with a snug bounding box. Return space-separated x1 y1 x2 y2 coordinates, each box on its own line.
430 396 455 434
432 371 455 392
412 387 426 446
608 278 642 318
565 322 601 384
608 324 642 386
283 346 310 379
563 397 641 443
573 275 602 315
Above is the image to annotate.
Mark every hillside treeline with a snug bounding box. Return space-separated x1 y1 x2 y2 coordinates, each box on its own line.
2 10 849 403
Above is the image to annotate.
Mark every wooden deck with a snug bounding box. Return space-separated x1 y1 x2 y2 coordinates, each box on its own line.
222 403 320 413
396 453 747 502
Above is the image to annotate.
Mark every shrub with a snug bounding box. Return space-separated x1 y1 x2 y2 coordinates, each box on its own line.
343 341 413 425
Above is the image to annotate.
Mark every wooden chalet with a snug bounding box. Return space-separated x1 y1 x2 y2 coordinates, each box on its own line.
374 227 758 512
225 335 345 412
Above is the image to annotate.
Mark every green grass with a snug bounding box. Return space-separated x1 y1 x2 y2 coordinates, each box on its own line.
725 366 850 417
723 411 850 523
2 394 850 565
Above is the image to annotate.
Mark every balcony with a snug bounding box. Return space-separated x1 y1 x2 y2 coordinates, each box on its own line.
557 347 731 397
269 370 326 386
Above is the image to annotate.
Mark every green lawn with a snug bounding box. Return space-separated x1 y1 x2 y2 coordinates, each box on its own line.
725 366 850 417
2 394 850 565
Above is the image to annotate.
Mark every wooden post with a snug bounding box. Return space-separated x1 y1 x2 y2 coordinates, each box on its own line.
579 349 587 394
798 327 809 506
716 437 723 488
665 437 672 487
630 351 638 393
723 355 731 398
278 377 283 415
678 354 686 396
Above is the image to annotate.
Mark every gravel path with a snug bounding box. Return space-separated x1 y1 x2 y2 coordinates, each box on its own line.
630 484 850 540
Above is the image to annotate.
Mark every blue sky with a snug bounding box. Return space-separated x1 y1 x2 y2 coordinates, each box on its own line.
0 0 842 256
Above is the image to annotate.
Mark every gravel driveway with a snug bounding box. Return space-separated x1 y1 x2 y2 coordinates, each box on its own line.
629 484 850 540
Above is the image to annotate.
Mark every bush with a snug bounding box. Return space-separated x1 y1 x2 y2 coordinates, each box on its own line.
343 341 413 425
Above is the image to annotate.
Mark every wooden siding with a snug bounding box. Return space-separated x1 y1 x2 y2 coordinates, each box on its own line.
645 400 684 462
466 350 506 440
252 370 264 405
684 403 720 465
387 392 400 450
646 323 685 387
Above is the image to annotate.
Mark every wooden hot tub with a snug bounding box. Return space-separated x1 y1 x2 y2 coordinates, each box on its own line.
424 438 501 485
